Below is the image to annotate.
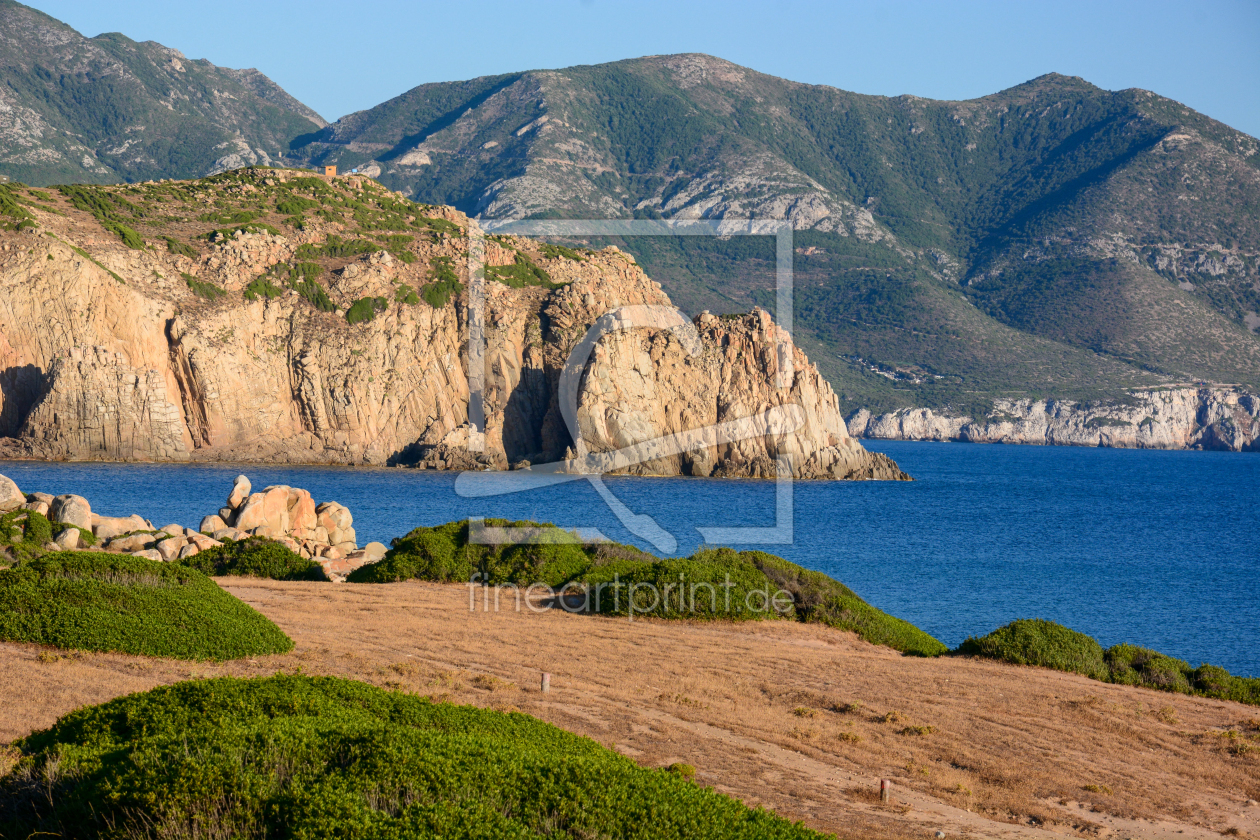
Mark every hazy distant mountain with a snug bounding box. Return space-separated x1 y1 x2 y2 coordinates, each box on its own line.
292 54 1260 414
0 0 324 185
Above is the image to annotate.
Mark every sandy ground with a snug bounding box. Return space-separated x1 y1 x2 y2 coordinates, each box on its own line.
4 578 1259 840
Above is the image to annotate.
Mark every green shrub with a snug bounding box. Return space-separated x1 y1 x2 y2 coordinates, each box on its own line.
668 762 697 780
956 622 1260 707
0 675 824 839
746 551 948 656
538 242 588 262
276 196 321 215
0 509 54 564
487 541 591 588
421 255 464 307
414 215 461 235
296 234 377 260
346 296 388 324
486 252 560 288
1192 663 1234 696
243 274 283 302
957 619 1108 680
584 548 784 620
179 536 324 581
395 283 421 305
0 553 293 660
353 519 945 653
182 272 225 300
1104 644 1192 693
350 521 477 583
56 185 145 247
163 236 198 258
0 184 36 231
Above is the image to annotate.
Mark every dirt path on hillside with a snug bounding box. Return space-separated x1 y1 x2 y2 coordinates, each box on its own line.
3 579 1258 840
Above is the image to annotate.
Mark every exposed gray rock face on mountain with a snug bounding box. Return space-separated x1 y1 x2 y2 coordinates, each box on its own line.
847 388 1260 451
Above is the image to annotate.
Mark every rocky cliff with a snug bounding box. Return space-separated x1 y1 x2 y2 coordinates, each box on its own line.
0 168 905 480
847 388 1260 451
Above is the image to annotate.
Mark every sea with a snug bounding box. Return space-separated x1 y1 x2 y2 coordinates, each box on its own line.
3 440 1257 676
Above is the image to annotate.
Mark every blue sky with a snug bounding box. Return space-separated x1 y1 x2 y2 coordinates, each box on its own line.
29 0 1260 137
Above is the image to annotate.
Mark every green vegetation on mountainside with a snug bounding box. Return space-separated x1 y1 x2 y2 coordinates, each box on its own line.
292 56 1260 411
959 619 1260 706
0 674 827 839
0 0 324 186
349 519 946 656
0 552 293 659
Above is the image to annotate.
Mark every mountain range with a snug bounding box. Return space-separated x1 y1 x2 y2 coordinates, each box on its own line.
2 2 1257 420
0 0 323 185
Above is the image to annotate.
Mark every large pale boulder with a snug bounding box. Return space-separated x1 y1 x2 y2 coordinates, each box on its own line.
53 528 79 550
107 533 156 552
50 494 92 530
131 549 164 562
93 513 150 541
156 537 187 561
287 487 317 532
23 500 49 516
234 486 290 536
362 541 387 563
315 502 352 533
0 474 23 512
200 514 227 534
227 475 252 509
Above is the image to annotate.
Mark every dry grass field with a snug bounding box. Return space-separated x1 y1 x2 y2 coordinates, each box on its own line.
3 578 1259 840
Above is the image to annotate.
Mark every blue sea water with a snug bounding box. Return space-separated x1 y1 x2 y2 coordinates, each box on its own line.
3 441 1257 675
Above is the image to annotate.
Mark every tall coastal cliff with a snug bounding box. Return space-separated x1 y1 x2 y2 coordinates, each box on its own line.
847 389 1259 451
0 169 904 480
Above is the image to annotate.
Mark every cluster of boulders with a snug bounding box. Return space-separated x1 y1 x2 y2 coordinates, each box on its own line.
4 478 226 562
0 472 384 581
197 475 376 563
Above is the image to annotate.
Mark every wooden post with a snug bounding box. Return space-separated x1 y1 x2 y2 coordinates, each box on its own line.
880 778 891 803
541 672 551 693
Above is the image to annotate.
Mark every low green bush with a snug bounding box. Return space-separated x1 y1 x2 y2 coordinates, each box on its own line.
276 196 321 215
395 283 421 305
0 553 293 660
182 272 225 300
163 235 198 258
349 520 479 583
179 536 324 581
1105 644 1192 693
414 215 461 235
747 551 948 656
296 234 377 260
0 509 52 564
243 274 283 302
0 675 824 839
351 520 946 654
957 619 1108 679
421 255 463 307
486 252 561 288
959 620 1260 706
346 295 388 324
538 242 588 262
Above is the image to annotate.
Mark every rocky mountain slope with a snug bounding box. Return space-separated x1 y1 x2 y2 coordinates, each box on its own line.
0 167 904 478
0 0 324 186
289 54 1260 429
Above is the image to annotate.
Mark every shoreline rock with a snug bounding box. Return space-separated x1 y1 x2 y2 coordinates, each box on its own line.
0 471 374 582
847 387 1260 452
